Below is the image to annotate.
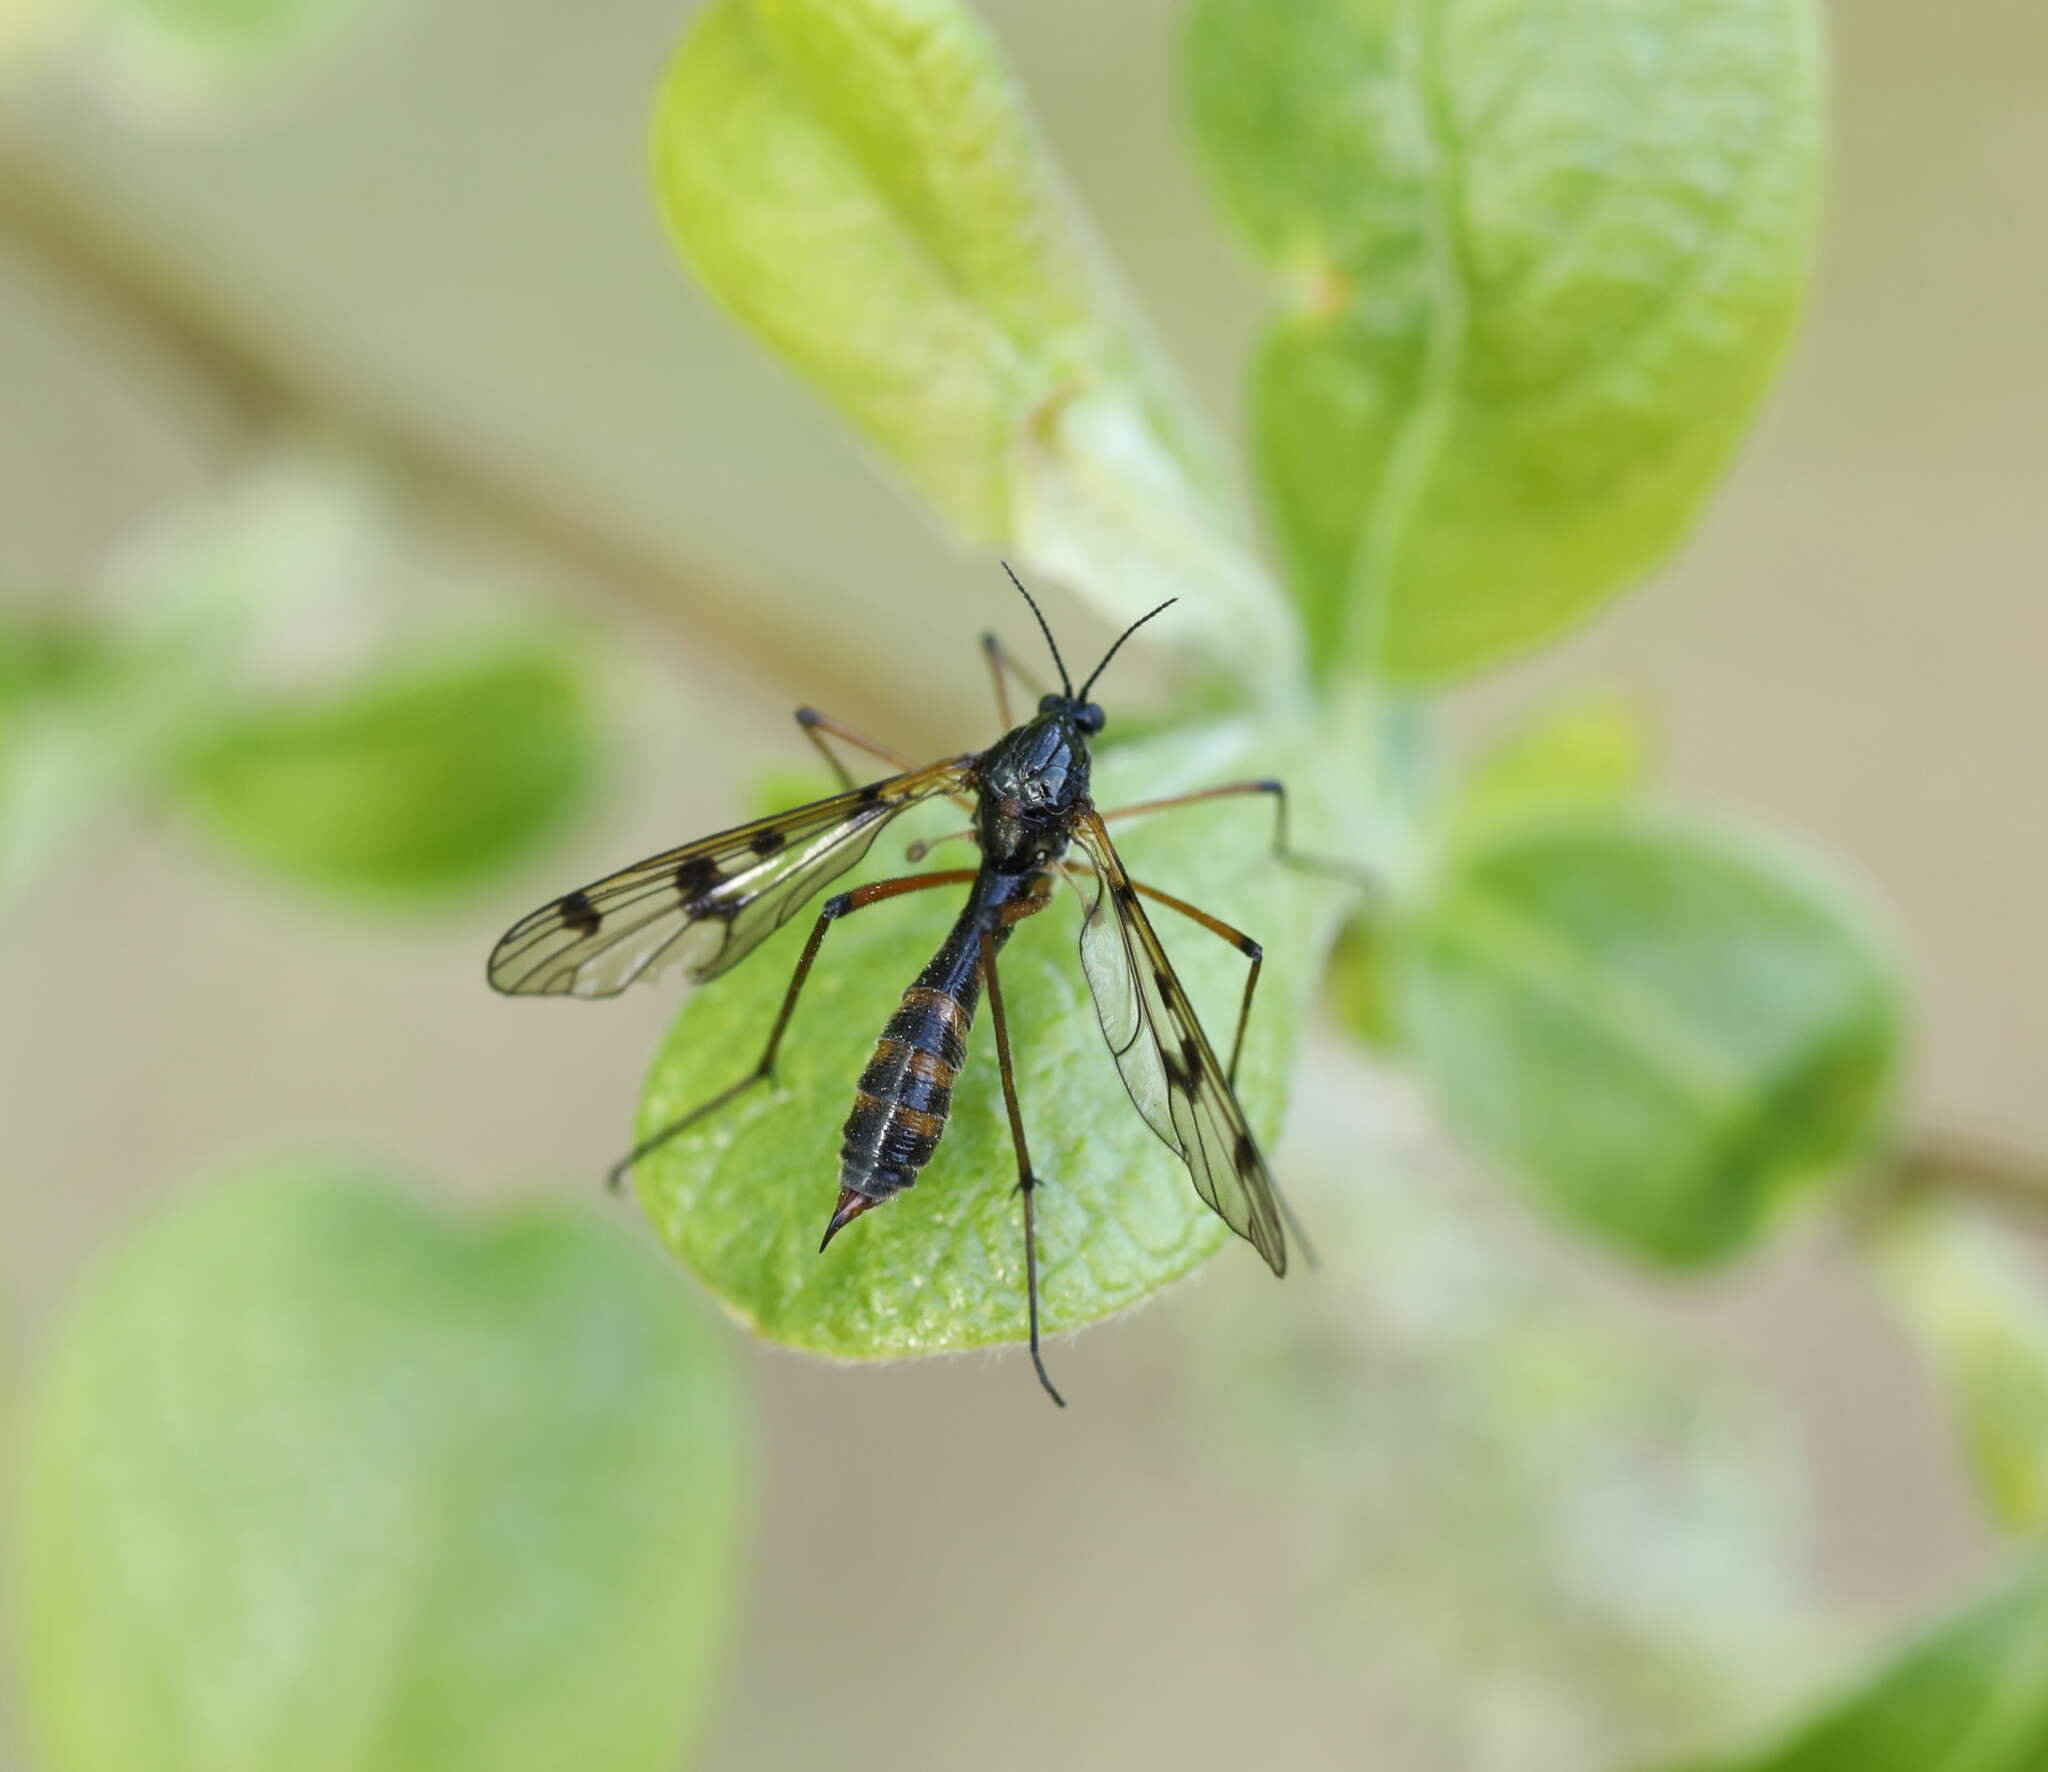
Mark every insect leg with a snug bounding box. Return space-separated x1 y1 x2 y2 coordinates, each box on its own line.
980 631 1047 729
979 920 1065 1408
904 825 978 864
793 706 914 789
1095 779 1373 888
606 868 981 1192
795 707 978 813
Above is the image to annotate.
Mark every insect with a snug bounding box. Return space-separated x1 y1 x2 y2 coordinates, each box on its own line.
488 568 1352 1404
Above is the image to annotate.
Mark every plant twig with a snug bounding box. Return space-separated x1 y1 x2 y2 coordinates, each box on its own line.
0 137 950 752
1896 1132 2048 1224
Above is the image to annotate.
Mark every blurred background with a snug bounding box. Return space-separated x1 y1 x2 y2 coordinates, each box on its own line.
2 0 2044 1768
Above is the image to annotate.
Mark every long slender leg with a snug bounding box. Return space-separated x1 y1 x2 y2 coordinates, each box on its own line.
607 868 980 1192
981 632 1048 729
1096 779 1373 888
794 706 914 790
980 921 1065 1407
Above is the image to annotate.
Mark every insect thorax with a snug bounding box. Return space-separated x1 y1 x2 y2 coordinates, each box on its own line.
975 712 1092 871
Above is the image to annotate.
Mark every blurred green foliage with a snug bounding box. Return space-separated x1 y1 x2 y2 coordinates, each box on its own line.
1871 1195 2048 1533
174 645 594 897
13 1166 746 1772
1443 693 1651 847
0 457 600 903
1396 812 1900 1262
1187 1126 1825 1772
1187 0 1824 683
1675 1561 2048 1771
649 0 1298 699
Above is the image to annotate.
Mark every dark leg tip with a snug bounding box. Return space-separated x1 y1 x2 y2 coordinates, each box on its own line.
794 705 820 726
1032 1352 1067 1409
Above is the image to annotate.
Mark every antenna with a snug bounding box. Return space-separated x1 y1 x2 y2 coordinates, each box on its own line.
1078 599 1176 700
1000 561 1073 698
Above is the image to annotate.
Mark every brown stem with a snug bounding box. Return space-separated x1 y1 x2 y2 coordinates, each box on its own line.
1895 1132 2048 1223
0 139 946 750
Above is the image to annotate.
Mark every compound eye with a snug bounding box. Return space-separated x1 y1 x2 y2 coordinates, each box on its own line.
1037 693 1066 714
1076 702 1106 734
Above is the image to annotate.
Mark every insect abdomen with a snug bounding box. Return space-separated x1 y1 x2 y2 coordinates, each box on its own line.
839 977 979 1203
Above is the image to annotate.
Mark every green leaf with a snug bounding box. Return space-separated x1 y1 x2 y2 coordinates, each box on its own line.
1868 1193 2048 1534
1395 810 1901 1264
13 1165 745 1772
633 721 1343 1359
1446 692 1651 843
650 0 1296 694
0 611 200 901
1668 1562 2048 1772
173 645 595 897
1186 0 1825 682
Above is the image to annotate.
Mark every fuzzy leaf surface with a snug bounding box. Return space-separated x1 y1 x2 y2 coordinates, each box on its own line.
651 0 1294 689
1187 0 1824 680
14 1167 745 1772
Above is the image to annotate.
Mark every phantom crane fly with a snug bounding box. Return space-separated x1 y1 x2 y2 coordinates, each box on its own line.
489 569 1341 1404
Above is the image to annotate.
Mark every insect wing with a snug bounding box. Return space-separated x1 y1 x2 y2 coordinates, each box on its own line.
1070 811 1287 1275
489 758 975 998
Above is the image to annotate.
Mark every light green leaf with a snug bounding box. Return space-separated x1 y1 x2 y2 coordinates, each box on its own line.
1187 0 1824 681
173 645 595 897
0 610 205 901
1668 1562 2048 1772
1868 1193 2048 1534
650 0 1296 695
633 721 1345 1360
1396 810 1901 1264
13 1165 745 1772
1447 692 1651 843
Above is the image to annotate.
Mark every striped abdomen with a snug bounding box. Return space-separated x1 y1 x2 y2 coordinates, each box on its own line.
837 872 1036 1209
839 972 980 1203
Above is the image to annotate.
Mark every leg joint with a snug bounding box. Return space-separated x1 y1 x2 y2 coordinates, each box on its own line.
1239 937 1263 960
794 705 822 727
822 891 852 918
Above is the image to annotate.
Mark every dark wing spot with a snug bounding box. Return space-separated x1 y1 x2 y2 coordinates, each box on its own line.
675 856 724 900
1233 1129 1260 1173
1180 1032 1202 1075
858 783 887 805
1112 881 1139 907
558 890 601 936
749 827 788 856
1154 967 1174 996
1161 1052 1191 1097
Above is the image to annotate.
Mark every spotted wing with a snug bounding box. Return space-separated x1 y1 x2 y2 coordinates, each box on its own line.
1069 809 1286 1275
488 757 976 998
